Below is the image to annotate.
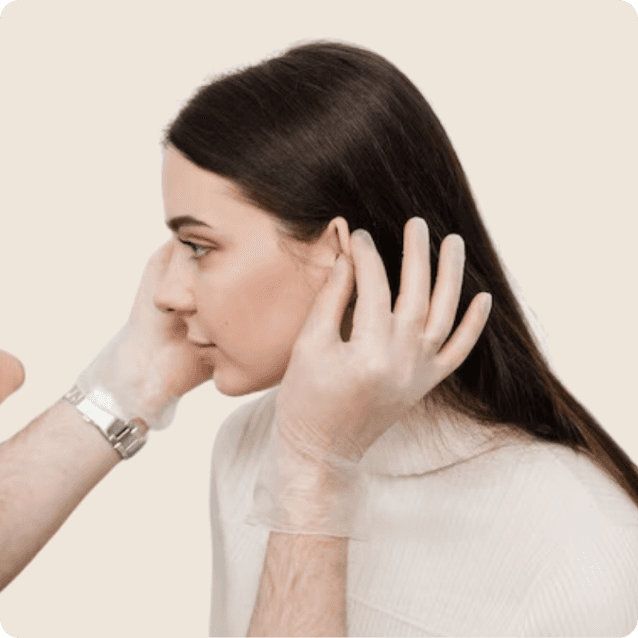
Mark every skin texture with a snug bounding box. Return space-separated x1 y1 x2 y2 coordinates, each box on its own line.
159 145 356 397
0 352 120 590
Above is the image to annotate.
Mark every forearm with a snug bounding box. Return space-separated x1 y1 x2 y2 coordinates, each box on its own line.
0 399 120 589
247 531 349 637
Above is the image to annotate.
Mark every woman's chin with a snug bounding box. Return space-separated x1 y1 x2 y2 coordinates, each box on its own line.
211 367 280 397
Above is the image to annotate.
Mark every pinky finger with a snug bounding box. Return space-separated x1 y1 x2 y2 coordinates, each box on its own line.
434 293 492 377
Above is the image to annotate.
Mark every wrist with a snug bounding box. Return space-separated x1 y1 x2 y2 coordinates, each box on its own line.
75 372 178 431
63 385 149 459
245 426 367 538
75 326 180 431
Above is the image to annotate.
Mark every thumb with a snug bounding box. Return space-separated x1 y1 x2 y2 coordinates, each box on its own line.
0 350 25 406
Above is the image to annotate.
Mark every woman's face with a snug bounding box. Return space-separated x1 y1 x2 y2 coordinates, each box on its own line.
158 145 350 397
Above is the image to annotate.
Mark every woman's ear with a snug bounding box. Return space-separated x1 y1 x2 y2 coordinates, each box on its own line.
328 217 357 308
328 216 352 263
307 217 356 304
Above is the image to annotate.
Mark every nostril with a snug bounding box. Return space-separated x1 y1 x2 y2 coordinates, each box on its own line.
153 285 196 316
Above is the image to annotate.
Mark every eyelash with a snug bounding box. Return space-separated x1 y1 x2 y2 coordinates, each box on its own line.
178 238 214 260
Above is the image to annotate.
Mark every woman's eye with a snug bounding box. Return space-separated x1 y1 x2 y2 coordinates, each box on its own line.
178 238 213 259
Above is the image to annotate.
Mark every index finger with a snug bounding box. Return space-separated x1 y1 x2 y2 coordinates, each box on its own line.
136 241 174 294
129 240 175 324
146 240 174 273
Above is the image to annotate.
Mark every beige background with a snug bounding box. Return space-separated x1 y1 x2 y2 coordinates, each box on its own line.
0 1 636 636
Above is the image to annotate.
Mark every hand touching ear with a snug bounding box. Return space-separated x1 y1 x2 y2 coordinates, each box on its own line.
246 217 493 538
276 217 492 465
0 350 25 406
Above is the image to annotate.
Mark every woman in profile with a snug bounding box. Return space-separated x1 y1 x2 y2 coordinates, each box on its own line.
1 41 637 637
160 41 637 637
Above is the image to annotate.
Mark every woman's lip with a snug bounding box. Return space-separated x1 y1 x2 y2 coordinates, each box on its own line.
190 341 216 347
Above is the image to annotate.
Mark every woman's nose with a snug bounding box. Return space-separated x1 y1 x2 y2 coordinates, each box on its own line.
153 247 197 316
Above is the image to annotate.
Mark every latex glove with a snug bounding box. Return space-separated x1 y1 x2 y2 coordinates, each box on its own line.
246 217 492 538
0 350 25 406
75 241 214 430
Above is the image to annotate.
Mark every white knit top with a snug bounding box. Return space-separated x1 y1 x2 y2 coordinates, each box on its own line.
209 386 638 637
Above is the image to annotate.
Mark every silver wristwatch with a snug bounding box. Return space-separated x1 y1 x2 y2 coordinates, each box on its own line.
63 385 148 459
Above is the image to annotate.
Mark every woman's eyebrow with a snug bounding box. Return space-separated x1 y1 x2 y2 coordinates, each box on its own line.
166 215 213 233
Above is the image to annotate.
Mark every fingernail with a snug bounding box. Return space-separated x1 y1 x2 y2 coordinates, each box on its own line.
412 216 427 232
355 229 374 246
449 234 465 259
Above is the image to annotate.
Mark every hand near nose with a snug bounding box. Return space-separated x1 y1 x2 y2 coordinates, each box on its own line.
0 350 25 406
127 240 215 398
276 217 492 465
75 241 214 430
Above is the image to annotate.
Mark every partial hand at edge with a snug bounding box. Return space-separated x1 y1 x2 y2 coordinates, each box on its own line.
0 350 25 407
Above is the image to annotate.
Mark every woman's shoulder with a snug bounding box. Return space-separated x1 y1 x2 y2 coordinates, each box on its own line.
496 436 638 532
500 440 638 635
398 425 638 546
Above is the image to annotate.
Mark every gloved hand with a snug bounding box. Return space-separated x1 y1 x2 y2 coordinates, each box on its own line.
246 217 493 539
75 241 214 430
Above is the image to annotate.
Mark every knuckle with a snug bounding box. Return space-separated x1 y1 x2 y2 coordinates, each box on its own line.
422 327 446 352
396 313 427 337
409 319 429 345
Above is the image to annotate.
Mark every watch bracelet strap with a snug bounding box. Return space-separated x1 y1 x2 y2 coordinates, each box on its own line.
63 385 147 459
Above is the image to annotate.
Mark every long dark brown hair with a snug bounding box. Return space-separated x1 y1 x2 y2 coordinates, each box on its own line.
162 40 638 507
